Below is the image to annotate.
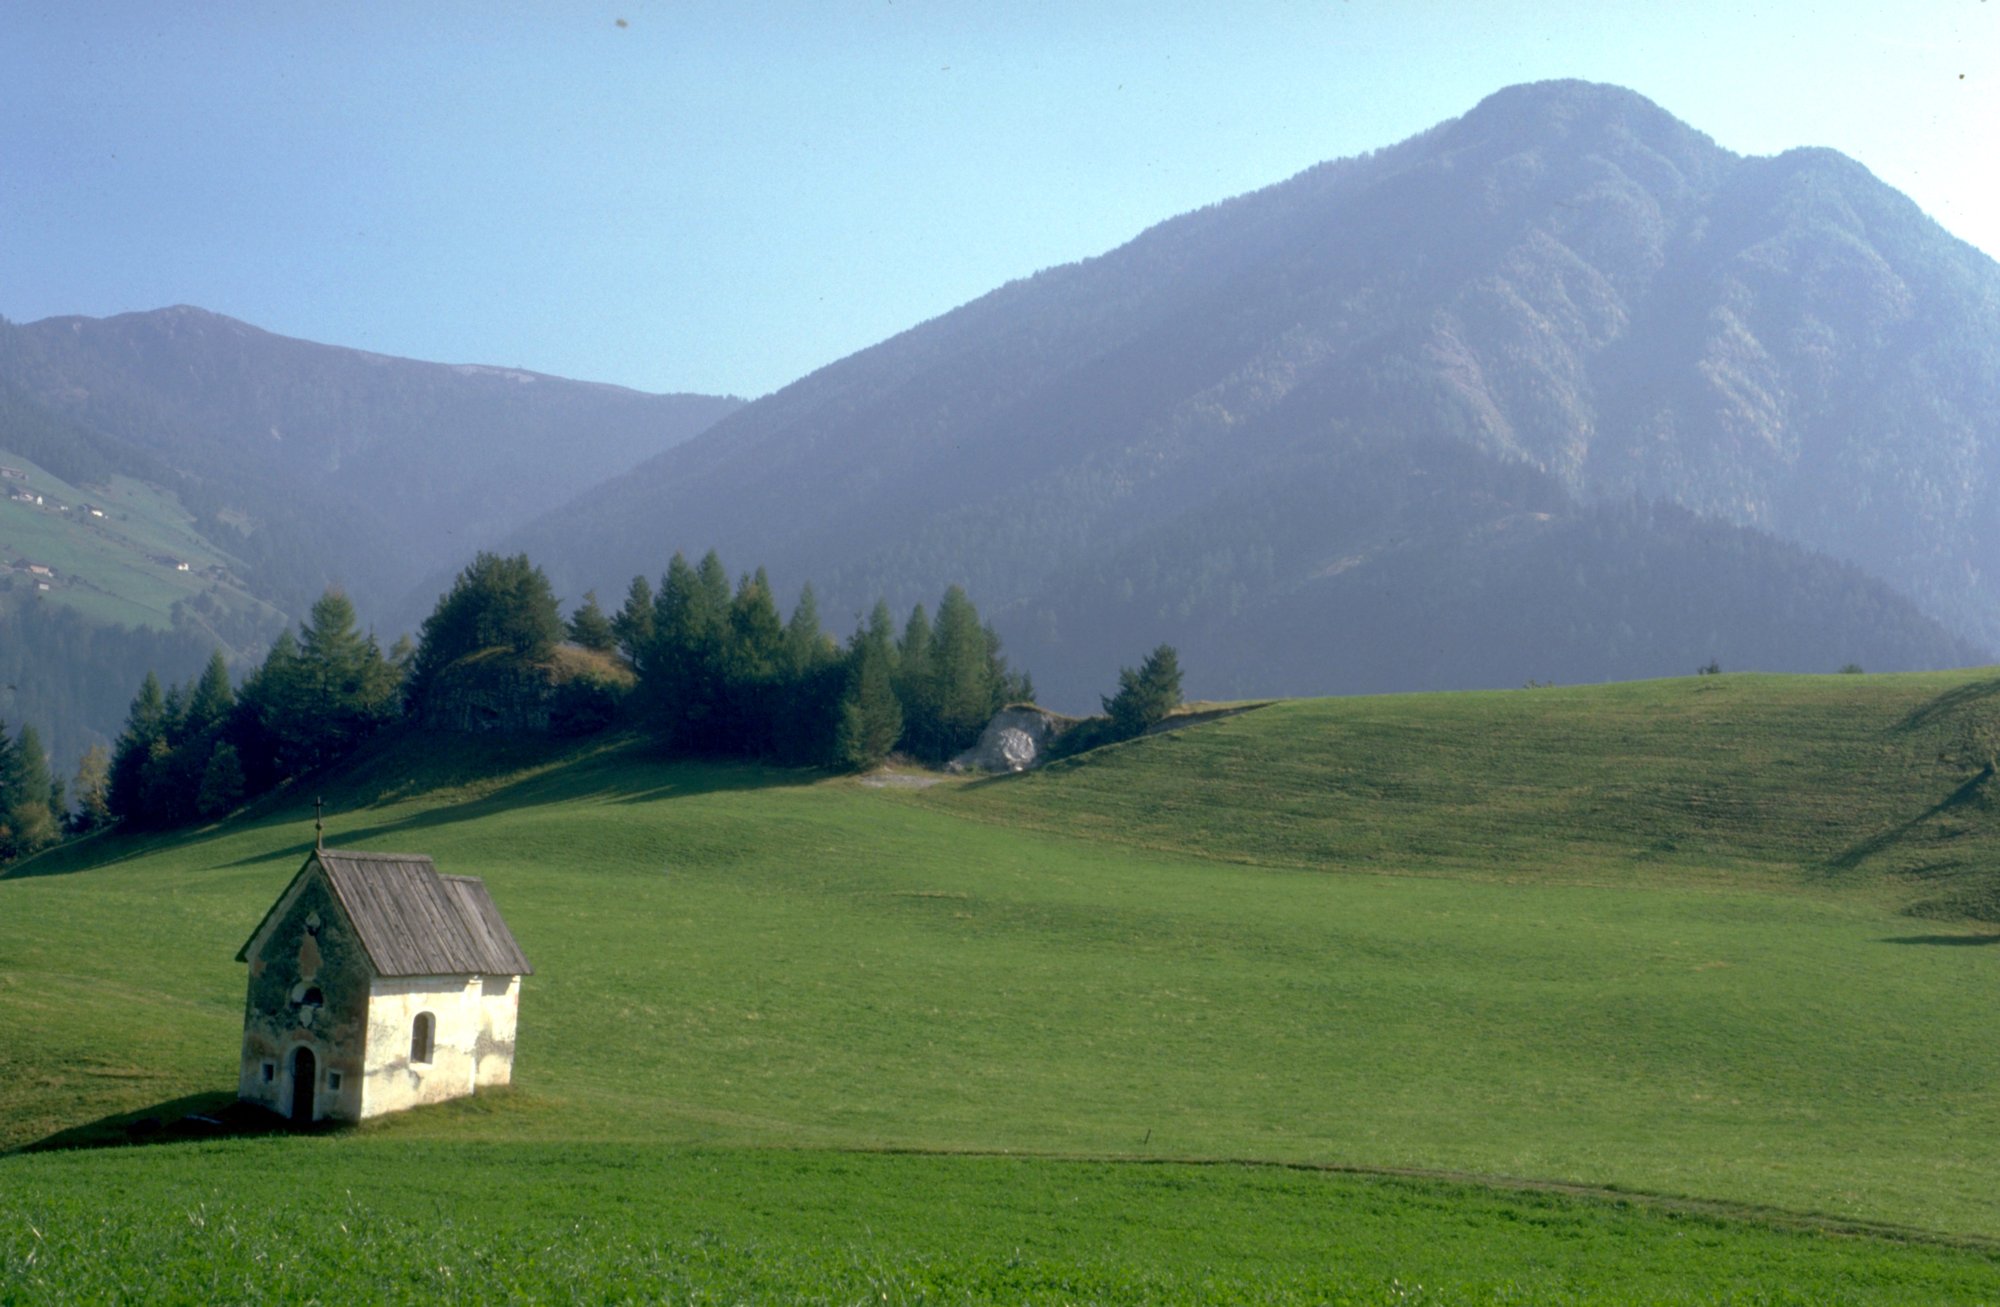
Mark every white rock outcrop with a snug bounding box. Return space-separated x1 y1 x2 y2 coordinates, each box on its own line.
946 706 1071 774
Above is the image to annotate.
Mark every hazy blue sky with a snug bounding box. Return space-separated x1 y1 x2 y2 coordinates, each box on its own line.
5 2 1993 398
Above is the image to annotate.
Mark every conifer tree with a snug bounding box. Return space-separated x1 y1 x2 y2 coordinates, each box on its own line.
409 553 565 699
719 568 786 755
1104 644 1183 740
866 598 899 651
781 584 834 677
184 650 235 738
107 671 168 822
0 722 59 859
611 575 655 667
835 622 904 771
729 569 785 681
889 603 935 760
644 552 724 748
294 590 400 766
197 742 246 819
695 550 733 628
68 744 112 835
160 679 190 747
774 584 843 766
567 590 618 652
239 592 399 779
930 586 1004 760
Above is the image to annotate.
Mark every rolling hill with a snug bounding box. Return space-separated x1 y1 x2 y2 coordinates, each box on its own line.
6 671 2000 1297
501 79 2000 707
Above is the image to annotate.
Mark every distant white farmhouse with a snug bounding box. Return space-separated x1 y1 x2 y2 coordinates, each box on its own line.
235 847 532 1124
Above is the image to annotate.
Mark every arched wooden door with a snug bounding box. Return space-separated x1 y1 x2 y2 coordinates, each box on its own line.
291 1047 317 1123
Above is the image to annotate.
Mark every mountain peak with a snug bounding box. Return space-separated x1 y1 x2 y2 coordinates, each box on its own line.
1448 79 1725 164
501 79 2000 705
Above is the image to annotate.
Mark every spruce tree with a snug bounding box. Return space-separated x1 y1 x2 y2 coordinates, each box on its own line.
160 680 190 747
695 551 733 628
1 723 59 859
295 590 400 767
107 671 168 822
781 583 833 678
729 569 785 681
409 553 565 698
237 593 399 780
568 590 618 652
775 584 842 766
197 742 246 819
835 624 904 770
184 650 235 738
885 604 929 757
930 586 1002 760
1104 644 1183 740
721 569 786 755
645 553 722 748
611 575 655 667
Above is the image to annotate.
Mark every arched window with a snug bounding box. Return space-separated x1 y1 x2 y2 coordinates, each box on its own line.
410 1011 435 1065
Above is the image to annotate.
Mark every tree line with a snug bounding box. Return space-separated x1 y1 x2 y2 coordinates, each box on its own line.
71 549 1034 840
0 545 1182 865
594 549 1030 769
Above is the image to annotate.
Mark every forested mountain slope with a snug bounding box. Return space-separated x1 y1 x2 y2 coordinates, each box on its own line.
0 311 740 769
506 80 1997 706
0 307 741 617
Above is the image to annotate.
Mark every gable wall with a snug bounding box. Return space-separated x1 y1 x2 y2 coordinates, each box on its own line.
360 974 520 1117
238 870 373 1121
475 974 522 1088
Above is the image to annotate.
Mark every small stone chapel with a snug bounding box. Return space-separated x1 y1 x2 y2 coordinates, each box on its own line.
235 842 532 1124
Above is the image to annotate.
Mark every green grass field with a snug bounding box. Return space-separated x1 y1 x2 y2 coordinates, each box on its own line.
6 671 2000 1299
0 447 279 635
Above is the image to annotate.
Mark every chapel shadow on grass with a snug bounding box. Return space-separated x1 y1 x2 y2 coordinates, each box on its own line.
21 1090 352 1154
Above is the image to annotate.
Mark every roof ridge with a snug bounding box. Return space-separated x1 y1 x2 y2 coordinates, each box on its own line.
318 849 434 862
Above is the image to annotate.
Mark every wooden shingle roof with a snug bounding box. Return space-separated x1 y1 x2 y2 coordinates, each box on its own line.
237 849 532 978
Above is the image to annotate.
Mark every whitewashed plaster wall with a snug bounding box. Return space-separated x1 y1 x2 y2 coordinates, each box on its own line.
359 974 521 1117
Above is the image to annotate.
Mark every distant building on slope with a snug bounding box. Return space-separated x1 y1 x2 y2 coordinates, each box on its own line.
235 844 532 1124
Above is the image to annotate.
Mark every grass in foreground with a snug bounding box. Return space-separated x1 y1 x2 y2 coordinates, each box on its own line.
7 671 2000 1293
6 1141 1998 1304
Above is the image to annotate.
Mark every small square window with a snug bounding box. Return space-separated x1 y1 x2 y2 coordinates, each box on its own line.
261 1062 275 1084
328 1071 343 1091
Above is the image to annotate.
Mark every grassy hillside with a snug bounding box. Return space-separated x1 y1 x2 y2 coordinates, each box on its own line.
6 673 2000 1296
926 671 2000 916
0 446 282 642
